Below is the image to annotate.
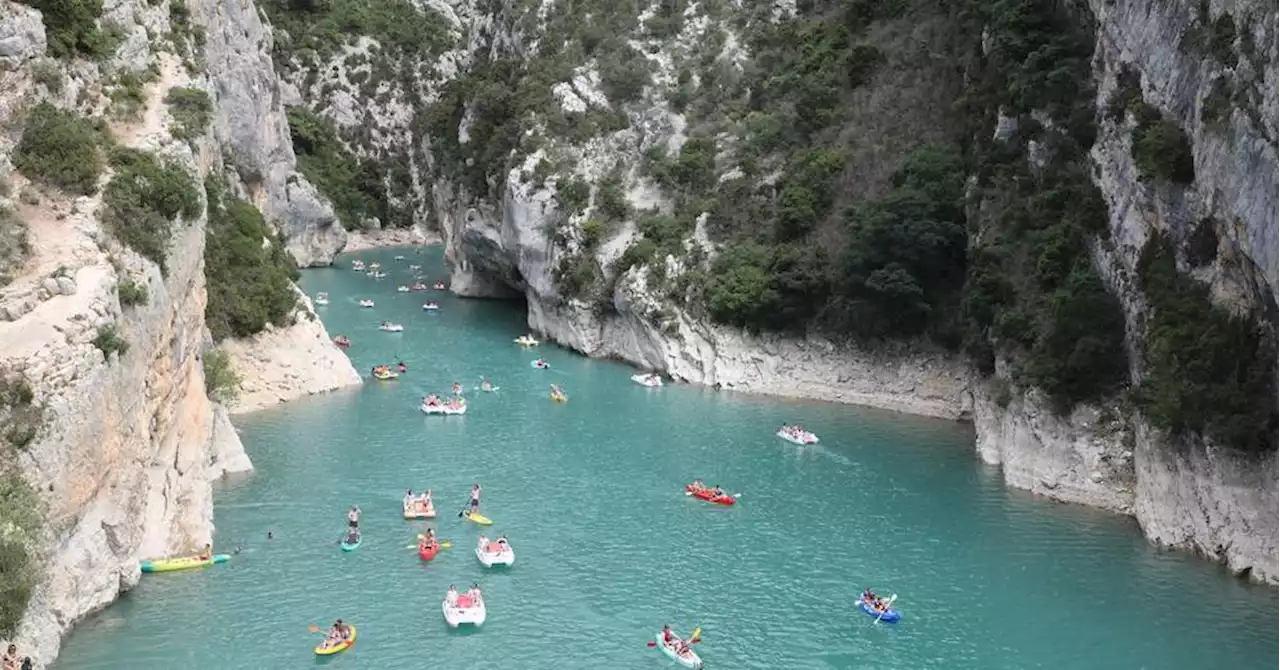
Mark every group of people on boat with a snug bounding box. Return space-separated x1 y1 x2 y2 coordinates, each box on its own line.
371 363 402 379
445 583 483 608
421 393 465 409
780 425 812 438
321 620 354 649
332 335 351 348
687 479 726 498
659 624 697 658
476 534 510 553
860 589 892 612
404 488 435 515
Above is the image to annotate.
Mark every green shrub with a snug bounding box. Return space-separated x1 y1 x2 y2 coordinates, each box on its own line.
108 70 152 118
580 219 605 248
555 177 590 215
165 87 213 141
1132 110 1196 184
116 277 148 307
596 172 630 221
0 472 42 637
13 102 105 195
92 324 129 358
554 253 603 299
102 149 201 272
24 0 117 59
204 178 300 340
287 108 390 228
1136 235 1276 452
202 348 241 403
29 59 66 93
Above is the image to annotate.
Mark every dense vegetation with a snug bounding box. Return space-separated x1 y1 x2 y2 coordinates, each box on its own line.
0 470 41 637
13 102 105 195
287 109 403 228
1136 235 1276 453
20 0 117 59
953 0 1131 409
102 148 202 273
1 372 44 634
204 178 300 340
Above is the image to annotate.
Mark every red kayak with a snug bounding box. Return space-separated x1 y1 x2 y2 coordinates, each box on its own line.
685 484 736 506
418 541 440 562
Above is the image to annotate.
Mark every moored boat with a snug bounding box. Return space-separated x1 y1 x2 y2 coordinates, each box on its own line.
359 299 375 308
631 373 663 387
314 292 330 306
379 322 404 332
777 425 818 445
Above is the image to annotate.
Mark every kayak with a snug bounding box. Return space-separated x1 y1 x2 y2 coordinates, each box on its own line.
340 536 361 552
654 632 702 669
550 392 567 403
858 598 901 623
374 370 399 380
475 385 501 393
531 360 549 369
314 624 357 655
139 553 230 573
418 541 440 562
685 485 736 506
463 511 493 526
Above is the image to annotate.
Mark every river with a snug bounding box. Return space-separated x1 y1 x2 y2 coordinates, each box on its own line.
52 245 1277 669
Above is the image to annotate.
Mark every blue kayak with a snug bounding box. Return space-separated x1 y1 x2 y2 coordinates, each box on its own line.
858 599 901 623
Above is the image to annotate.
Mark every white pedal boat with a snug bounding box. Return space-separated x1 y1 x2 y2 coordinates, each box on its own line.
655 632 702 669
442 594 486 627
777 427 819 445
631 373 663 388
379 323 404 332
421 401 467 415
423 303 440 311
397 285 411 292
514 336 539 346
359 299 375 308
314 293 330 306
475 538 515 567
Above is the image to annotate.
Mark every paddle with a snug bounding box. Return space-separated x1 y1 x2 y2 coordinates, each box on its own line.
873 594 898 624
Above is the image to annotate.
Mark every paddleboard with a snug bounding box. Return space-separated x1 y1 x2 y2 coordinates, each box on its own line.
464 512 493 526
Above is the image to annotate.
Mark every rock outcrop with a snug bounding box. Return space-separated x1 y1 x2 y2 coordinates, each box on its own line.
218 294 362 414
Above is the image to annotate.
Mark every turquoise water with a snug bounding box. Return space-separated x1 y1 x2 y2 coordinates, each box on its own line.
54 246 1276 669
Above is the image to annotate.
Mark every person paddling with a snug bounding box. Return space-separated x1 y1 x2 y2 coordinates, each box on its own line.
481 377 493 391
347 505 360 529
452 381 462 395
469 483 481 511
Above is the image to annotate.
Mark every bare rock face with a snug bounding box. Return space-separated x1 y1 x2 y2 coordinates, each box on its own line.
199 0 346 266
0 0 45 66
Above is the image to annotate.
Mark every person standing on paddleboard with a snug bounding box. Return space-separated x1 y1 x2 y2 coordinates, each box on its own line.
469 484 481 511
347 505 360 529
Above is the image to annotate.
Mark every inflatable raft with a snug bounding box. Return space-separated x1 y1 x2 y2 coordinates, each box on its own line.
140 553 230 573
421 401 466 415
858 598 901 623
404 502 436 519
379 323 404 332
418 541 440 562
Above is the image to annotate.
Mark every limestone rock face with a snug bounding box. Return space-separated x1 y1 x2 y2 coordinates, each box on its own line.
218 293 362 414
200 0 346 265
0 1 45 65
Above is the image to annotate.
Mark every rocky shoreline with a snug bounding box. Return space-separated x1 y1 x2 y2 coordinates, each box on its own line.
341 225 441 254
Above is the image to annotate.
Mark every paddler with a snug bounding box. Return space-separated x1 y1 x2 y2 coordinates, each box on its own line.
453 381 462 395
661 624 676 646
404 489 415 509
480 377 493 391
469 483 482 512
197 543 212 560
347 505 360 529
691 478 705 491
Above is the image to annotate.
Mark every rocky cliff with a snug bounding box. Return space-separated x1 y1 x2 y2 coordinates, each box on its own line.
0 0 358 664
266 0 1276 584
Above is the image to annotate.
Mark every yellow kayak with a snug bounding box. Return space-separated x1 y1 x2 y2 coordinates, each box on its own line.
140 554 229 573
464 511 493 526
314 624 357 655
